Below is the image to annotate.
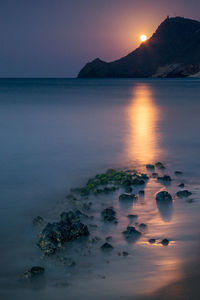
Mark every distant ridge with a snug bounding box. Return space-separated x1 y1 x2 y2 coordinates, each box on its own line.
78 17 200 78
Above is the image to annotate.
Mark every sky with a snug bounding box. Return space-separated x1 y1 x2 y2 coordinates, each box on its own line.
0 0 200 77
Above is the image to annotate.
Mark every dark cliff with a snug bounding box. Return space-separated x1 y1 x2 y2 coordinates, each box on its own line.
78 17 200 78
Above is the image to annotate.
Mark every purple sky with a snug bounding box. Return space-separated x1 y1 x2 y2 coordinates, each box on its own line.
1 0 200 77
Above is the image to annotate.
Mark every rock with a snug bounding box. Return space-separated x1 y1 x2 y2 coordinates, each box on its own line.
91 236 101 243
127 214 138 219
158 175 172 182
161 239 169 246
66 194 77 201
100 242 114 252
119 194 137 201
178 183 185 188
155 162 165 169
122 251 129 256
146 164 155 170
125 186 133 193
23 266 45 279
148 238 156 244
101 207 117 222
176 190 192 198
139 223 147 231
82 202 92 211
174 171 183 175
132 178 145 185
105 236 112 242
156 191 172 202
122 226 141 241
138 190 145 196
122 179 133 187
37 211 89 255
59 257 76 267
32 216 44 225
139 173 149 180
152 172 158 178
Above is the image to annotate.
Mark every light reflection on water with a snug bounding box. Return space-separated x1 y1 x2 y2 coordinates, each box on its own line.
125 83 161 165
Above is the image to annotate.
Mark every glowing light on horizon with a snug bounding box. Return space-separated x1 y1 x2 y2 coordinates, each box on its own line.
140 34 147 42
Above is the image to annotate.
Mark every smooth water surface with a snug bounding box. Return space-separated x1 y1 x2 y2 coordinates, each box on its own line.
0 78 200 300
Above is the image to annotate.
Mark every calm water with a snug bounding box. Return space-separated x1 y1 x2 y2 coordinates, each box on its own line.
0 78 200 300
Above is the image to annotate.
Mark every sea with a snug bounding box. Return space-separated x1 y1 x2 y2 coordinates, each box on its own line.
0 78 200 299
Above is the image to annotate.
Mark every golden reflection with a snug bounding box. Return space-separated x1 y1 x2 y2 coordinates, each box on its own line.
126 84 160 164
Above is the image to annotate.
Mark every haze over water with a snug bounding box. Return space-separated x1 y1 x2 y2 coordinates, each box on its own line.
0 78 200 299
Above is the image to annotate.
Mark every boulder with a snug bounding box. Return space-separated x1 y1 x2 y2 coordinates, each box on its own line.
101 242 114 252
176 190 192 198
156 191 172 202
23 266 45 279
101 207 116 222
119 194 137 201
122 226 141 241
155 162 165 169
132 178 145 185
146 164 155 170
158 175 172 182
161 239 169 246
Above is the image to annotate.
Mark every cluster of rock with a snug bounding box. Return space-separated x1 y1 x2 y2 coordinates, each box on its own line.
26 163 194 279
37 210 89 255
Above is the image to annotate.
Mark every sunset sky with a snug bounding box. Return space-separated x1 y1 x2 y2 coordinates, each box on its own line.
1 0 200 77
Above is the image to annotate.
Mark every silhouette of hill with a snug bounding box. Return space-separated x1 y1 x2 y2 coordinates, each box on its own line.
78 17 200 78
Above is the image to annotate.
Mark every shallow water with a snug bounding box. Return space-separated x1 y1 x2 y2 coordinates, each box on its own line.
0 78 200 299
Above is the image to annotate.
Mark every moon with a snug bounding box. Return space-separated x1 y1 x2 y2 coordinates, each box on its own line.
140 34 147 42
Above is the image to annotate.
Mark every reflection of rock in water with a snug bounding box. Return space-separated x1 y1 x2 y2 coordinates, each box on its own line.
156 199 173 222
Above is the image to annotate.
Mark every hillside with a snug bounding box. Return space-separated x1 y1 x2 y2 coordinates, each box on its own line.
78 17 200 78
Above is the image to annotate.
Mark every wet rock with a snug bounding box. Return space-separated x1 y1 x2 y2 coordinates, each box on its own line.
174 171 183 175
122 179 133 187
58 256 76 267
119 193 137 201
23 266 45 279
132 178 145 185
178 183 185 188
127 214 138 219
125 186 133 193
101 242 114 252
139 223 147 231
122 226 141 241
148 238 156 244
176 190 192 198
155 162 165 170
158 175 172 182
122 251 129 256
161 239 169 246
103 186 117 193
91 236 101 243
32 216 44 225
156 191 172 202
66 194 77 201
152 172 158 178
101 207 117 222
138 173 149 180
138 190 145 196
82 202 92 211
37 211 89 255
146 164 155 170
